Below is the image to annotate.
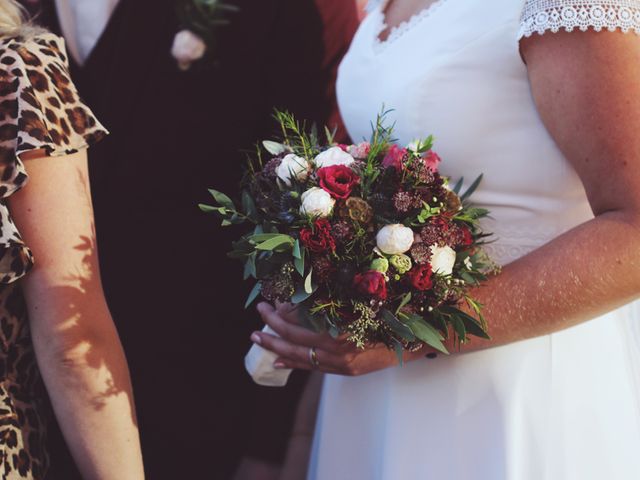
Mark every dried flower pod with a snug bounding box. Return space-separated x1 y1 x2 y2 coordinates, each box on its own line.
340 197 374 224
444 189 463 212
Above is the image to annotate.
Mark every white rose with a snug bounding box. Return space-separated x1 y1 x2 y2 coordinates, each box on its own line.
376 224 414 255
430 245 457 276
171 30 206 71
300 187 335 217
314 146 355 168
276 154 310 186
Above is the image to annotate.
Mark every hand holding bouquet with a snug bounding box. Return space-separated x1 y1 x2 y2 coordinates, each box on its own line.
201 111 496 385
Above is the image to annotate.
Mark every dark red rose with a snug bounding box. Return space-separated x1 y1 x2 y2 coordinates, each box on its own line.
409 264 433 291
461 226 473 246
317 165 360 199
353 270 387 300
382 144 407 171
300 219 336 253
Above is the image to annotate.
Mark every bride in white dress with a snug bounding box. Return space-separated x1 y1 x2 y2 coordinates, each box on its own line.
252 0 640 478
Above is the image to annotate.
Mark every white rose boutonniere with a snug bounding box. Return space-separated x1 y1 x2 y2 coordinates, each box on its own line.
173 0 239 70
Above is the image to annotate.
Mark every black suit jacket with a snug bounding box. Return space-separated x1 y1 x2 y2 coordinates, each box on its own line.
27 0 358 478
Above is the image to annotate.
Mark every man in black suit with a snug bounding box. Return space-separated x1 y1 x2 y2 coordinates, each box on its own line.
23 0 359 478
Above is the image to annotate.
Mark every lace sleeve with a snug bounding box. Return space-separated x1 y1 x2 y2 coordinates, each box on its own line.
518 0 640 38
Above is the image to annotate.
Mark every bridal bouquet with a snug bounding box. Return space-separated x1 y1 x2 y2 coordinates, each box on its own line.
201 112 495 385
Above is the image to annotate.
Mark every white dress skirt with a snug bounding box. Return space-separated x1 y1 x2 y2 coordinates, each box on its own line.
308 1 640 479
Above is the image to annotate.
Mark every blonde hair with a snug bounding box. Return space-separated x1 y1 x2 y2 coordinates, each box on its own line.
0 0 26 35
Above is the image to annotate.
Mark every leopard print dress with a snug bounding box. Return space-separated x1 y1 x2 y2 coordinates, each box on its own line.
0 32 107 479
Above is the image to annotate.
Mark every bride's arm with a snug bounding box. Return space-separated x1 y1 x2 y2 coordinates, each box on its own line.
461 30 640 349
251 29 640 375
10 149 145 479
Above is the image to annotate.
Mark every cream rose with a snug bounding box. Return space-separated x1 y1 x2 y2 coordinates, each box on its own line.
376 224 414 255
300 187 335 217
276 154 310 186
314 146 355 168
430 245 457 276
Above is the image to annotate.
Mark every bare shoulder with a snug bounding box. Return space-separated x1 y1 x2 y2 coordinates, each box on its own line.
520 30 640 214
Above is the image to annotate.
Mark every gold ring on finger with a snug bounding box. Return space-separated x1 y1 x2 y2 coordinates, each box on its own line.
309 347 320 369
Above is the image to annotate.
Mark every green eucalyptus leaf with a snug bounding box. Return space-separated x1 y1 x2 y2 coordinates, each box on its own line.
208 189 235 210
395 293 412 315
451 315 466 341
440 306 490 340
198 203 217 213
294 246 305 277
381 310 415 342
243 253 257 280
293 239 302 259
249 233 286 243
393 339 405 366
242 190 257 217
403 314 449 354
256 235 294 252
263 140 288 155
304 268 314 294
460 174 483 201
452 177 464 194
244 282 262 309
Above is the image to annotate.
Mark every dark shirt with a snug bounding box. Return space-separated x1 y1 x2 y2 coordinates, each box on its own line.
23 0 359 478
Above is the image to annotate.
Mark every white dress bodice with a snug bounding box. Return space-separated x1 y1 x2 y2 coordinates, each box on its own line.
309 1 640 479
339 0 597 265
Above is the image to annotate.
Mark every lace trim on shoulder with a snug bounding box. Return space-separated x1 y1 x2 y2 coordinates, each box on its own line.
373 0 448 52
518 0 640 38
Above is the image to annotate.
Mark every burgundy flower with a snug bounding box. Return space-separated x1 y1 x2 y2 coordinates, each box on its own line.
461 226 473 246
300 219 336 253
382 144 407 171
353 270 388 300
409 264 433 291
317 165 360 199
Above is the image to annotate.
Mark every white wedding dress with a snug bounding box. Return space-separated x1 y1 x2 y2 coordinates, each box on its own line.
308 1 640 479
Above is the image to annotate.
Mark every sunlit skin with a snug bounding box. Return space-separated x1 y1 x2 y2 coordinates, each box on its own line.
11 149 145 480
252 8 640 375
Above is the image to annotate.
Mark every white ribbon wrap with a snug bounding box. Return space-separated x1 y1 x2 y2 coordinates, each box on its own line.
244 325 293 387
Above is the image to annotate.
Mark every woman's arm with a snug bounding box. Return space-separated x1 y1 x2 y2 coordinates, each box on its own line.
251 30 640 375
9 149 145 479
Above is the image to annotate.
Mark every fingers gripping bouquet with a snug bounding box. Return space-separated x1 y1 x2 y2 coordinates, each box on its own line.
201 111 496 386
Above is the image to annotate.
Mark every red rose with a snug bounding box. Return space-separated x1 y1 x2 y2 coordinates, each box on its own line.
461 226 473 246
409 264 433 291
353 270 387 300
300 219 336 253
317 165 360 199
423 150 441 172
382 144 407 171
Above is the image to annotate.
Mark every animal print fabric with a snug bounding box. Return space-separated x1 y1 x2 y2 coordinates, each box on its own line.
0 32 107 479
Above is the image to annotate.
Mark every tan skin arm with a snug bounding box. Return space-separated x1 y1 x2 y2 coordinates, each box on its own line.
10 149 145 479
252 29 640 375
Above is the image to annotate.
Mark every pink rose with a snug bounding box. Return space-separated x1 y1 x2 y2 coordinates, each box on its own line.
382 144 407 171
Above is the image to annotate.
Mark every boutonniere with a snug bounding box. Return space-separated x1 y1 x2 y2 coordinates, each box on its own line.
172 0 239 71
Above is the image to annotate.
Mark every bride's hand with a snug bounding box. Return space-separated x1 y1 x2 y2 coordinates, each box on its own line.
252 302 429 376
